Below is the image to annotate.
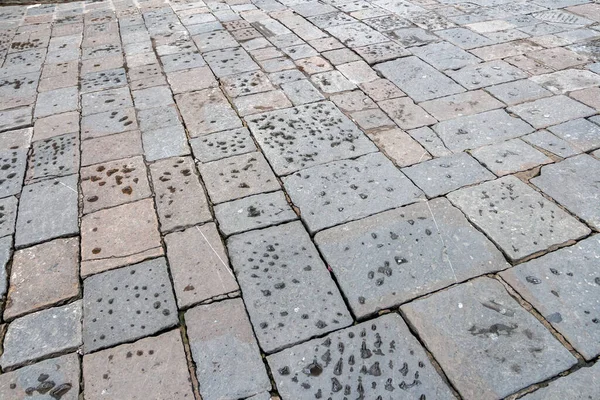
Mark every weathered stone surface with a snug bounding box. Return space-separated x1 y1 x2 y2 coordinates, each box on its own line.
82 107 138 139
0 195 17 238
316 198 509 317
5 238 79 320
280 79 325 105
447 60 528 90
34 86 79 118
401 277 577 400
175 88 242 137
160 51 206 72
0 148 27 198
227 221 353 353
521 362 600 399
268 313 454 400
190 127 257 163
0 301 82 369
0 235 11 305
204 47 259 77
367 128 430 167
509 95 595 129
410 41 480 70
221 70 274 98
0 127 32 149
142 124 190 162
233 90 292 116
26 133 79 183
447 176 590 261
471 139 553 176
0 107 32 133
310 70 356 93
359 79 405 101
326 23 388 48
186 299 271 399
167 66 217 94
547 118 600 152
378 97 436 130
80 68 127 93
530 69 600 94
15 174 79 247
420 90 504 121
246 102 376 175
435 27 494 49
81 86 132 116
83 330 194 399
403 152 495 197
81 130 144 166
353 41 410 64
391 27 440 47
83 258 178 353
522 130 580 158
485 79 552 106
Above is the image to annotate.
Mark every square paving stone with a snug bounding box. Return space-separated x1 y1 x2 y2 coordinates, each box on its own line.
142 124 191 162
81 86 133 116
15 174 79 248
81 156 151 214
378 97 437 130
0 149 26 198
447 175 590 261
132 85 174 110
402 152 495 197
0 107 32 133
215 191 297 236
80 199 163 276
199 152 280 204
82 108 138 139
420 90 504 121
471 138 553 176
359 79 405 102
485 79 553 106
137 105 181 133
0 72 39 111
233 90 292 116
5 237 79 320
508 95 596 129
80 68 127 93
81 130 144 166
83 330 194 399
0 301 82 370
165 223 237 308
310 71 357 93
547 118 600 152
283 152 424 233
83 258 178 353
531 154 600 230
501 235 600 361
280 79 325 105
522 130 580 158
435 27 494 50
0 127 31 150
166 66 217 94
160 51 206 72
194 29 238 53
26 133 79 183
315 198 509 318
433 109 534 152
190 127 257 163
175 88 242 137
353 41 410 64
520 361 600 399
227 221 353 353
0 353 80 400
401 277 577 400
221 70 275 97
34 86 79 118
447 60 528 90
186 299 271 399
149 156 212 233
410 41 481 70
375 56 465 102
391 27 440 47
246 101 377 175
204 47 260 77
0 195 16 238
267 313 454 400
33 111 79 141
530 69 600 95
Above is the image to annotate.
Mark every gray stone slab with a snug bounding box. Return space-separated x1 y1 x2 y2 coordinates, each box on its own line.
471 138 553 176
0 72 39 111
447 175 590 261
160 51 206 72
215 191 297 236
221 70 275 98
81 68 127 93
410 41 480 70
433 109 534 152
530 69 600 95
435 27 495 50
137 105 181 133
81 86 133 116
34 86 79 118
447 60 527 90
204 47 259 77
0 301 82 370
0 195 16 238
83 257 179 353
407 126 452 158
419 90 504 121
246 101 377 175
81 107 138 139
283 152 424 233
0 148 27 197
132 85 174 110
194 29 238 53
26 133 79 183
227 221 353 353
190 127 257 162
375 56 465 102
391 27 440 47
522 130 580 158
280 79 325 105
316 197 509 317
15 174 79 247
175 88 242 137
0 236 11 302
142 124 190 162
547 118 600 152
186 299 272 400
0 353 80 400
0 107 32 133
267 313 454 400
521 362 600 399
310 71 356 93
485 79 553 106
401 277 578 400
353 41 410 64
509 95 596 129
403 152 495 197
325 23 388 48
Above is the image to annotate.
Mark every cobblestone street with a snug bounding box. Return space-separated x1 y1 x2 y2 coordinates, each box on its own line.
0 0 599 398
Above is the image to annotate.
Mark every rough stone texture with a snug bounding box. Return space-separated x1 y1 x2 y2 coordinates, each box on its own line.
547 117 600 152
268 313 454 400
521 362 600 399
81 130 143 166
447 176 590 261
284 153 424 233
185 299 271 400
26 133 79 183
227 221 353 353
447 60 528 90
486 79 553 106
83 258 178 353
0 195 17 238
190 127 257 163
204 47 259 77
509 95 595 129
0 148 27 198
401 278 578 400
176 88 241 137
522 130 580 158
316 198 509 317
471 138 553 176
420 90 504 121
378 97 436 130
366 128 431 167
0 236 11 305
83 330 194 399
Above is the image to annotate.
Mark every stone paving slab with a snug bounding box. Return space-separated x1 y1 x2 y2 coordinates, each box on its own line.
521 362 600 399
471 138 553 176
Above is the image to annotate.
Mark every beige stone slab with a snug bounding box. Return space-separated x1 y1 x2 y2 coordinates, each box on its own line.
379 97 437 130
367 127 431 167
33 111 79 141
81 130 143 166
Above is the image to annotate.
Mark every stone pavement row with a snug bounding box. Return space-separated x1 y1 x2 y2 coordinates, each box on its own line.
0 0 599 399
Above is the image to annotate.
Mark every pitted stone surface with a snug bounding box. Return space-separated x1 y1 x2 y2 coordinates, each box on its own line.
176 88 242 137
221 70 275 97
204 47 259 77
401 278 578 400
0 236 10 305
521 362 600 399
0 148 27 198
420 90 504 121
190 127 257 163
410 41 480 70
0 195 17 238
160 51 206 72
547 118 600 152
508 95 595 129
315 198 509 318
26 133 79 183
284 153 424 233
485 79 552 106
227 221 353 353
82 108 138 139
471 138 553 176
0 107 32 133
267 313 454 400
246 101 377 175
81 86 133 116
522 130 580 158
447 60 528 90
81 68 127 93
447 176 590 261
83 258 178 353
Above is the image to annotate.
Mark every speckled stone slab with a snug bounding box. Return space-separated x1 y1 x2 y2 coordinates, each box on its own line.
547 118 600 152
26 133 79 183
190 127 257 163
227 221 353 353
401 278 578 399
80 68 127 93
520 362 600 399
508 95 595 129
471 138 553 176
246 101 376 175
283 152 424 233
0 148 27 198
447 176 590 261
204 47 259 77
83 257 178 353
447 60 527 90
0 195 17 238
267 313 454 400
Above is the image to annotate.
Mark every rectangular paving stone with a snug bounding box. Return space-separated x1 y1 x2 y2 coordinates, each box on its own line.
160 51 206 72
547 117 600 152
403 152 495 197
530 69 600 95
0 148 27 198
471 138 553 176
420 90 504 121
410 41 480 70
175 88 242 137
33 111 79 141
15 174 79 248
81 86 133 116
0 301 82 370
81 107 138 139
0 106 32 133
166 66 217 94
283 152 424 233
137 105 181 134
0 195 16 238
0 72 39 111
204 47 259 77
310 70 356 93
447 60 528 90
435 27 495 49
80 68 127 93
233 90 292 116
378 97 437 130
26 133 79 183
190 127 257 163
447 175 590 261
0 127 32 150
401 277 577 400
280 79 325 105
246 101 377 175
34 86 79 118
368 128 431 167
522 129 580 158
142 124 191 162
508 95 596 129
391 27 440 47
521 361 600 399
81 130 144 167
227 221 353 353
221 70 275 98
325 22 388 48
375 56 465 102
433 109 534 152
185 298 271 399
0 353 80 400
353 41 410 64
267 313 454 400
83 330 194 399
316 197 509 317
485 79 553 106
83 257 178 353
